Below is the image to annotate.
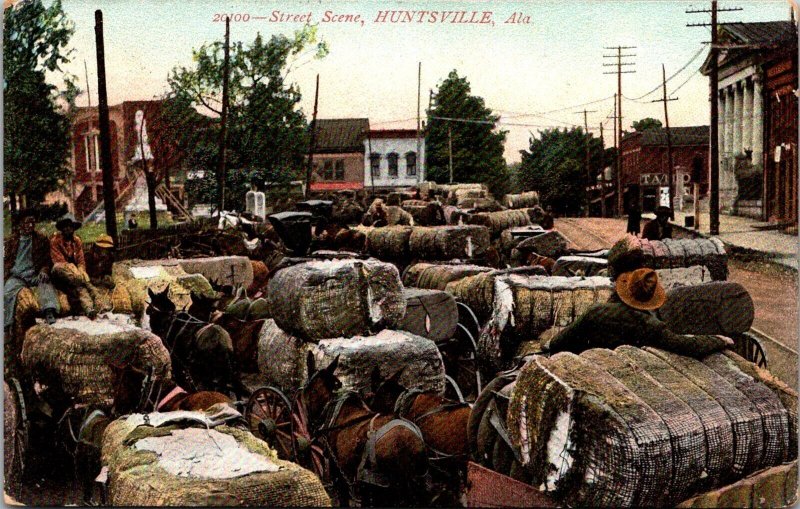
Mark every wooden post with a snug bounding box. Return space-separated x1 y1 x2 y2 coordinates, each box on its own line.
95 10 117 244
662 64 676 217
693 183 700 230
216 16 230 213
306 74 320 198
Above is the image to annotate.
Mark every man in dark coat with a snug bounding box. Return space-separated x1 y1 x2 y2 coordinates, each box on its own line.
4 209 58 327
642 206 673 241
626 203 641 236
545 268 732 358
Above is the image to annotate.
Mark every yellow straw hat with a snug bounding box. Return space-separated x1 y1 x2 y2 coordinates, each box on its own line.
616 268 666 311
95 234 114 249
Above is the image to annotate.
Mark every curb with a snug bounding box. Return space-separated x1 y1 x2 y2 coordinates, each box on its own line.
672 223 798 273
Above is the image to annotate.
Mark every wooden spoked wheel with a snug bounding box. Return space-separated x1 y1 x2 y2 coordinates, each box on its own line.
4 378 29 496
245 387 294 460
291 398 330 484
439 323 482 402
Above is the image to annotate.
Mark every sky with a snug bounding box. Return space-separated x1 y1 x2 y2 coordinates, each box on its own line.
56 0 795 162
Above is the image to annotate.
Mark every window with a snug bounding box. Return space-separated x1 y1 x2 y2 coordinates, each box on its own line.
85 131 100 173
406 152 417 176
323 160 334 180
370 153 381 177
335 160 345 180
387 152 399 178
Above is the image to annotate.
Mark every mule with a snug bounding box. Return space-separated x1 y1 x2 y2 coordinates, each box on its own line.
300 354 430 507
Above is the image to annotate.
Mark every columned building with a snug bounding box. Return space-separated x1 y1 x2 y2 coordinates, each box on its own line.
702 20 796 219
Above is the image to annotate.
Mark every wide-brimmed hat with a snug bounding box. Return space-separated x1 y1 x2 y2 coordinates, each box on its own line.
56 213 82 231
94 234 114 249
655 206 672 217
616 268 666 311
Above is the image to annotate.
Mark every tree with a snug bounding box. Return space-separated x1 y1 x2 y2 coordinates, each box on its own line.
426 70 509 197
517 127 605 215
163 26 328 210
4 0 78 208
632 117 663 132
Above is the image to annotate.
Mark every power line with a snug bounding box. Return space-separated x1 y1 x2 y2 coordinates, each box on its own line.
623 46 706 102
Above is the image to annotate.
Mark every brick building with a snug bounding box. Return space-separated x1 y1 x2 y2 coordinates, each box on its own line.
619 126 709 214
309 118 369 192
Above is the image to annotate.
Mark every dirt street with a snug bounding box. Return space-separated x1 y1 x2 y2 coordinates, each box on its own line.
555 217 799 387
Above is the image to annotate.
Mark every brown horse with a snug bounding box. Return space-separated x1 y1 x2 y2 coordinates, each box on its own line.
300 354 430 506
212 312 264 373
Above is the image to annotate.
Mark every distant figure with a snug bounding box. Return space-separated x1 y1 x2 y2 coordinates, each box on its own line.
127 216 138 230
626 203 641 236
642 206 672 241
541 206 554 230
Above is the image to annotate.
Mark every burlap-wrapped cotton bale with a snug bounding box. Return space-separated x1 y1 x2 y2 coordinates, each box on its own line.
507 351 674 507
401 201 445 226
552 255 608 277
464 198 503 212
315 329 446 394
442 205 470 226
644 348 776 477
444 267 548 322
655 265 712 290
701 351 791 466
657 282 754 335
580 348 716 499
122 257 253 290
514 230 570 259
408 225 490 261
398 289 458 342
112 263 213 312
504 191 540 209
366 225 414 260
468 209 533 236
102 414 330 507
715 351 798 458
267 259 406 341
402 262 493 290
257 319 315 394
21 316 171 407
616 346 735 486
608 236 727 280
4 381 18 490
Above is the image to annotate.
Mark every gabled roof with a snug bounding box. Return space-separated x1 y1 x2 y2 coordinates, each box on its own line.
701 20 797 74
623 126 709 147
313 118 370 153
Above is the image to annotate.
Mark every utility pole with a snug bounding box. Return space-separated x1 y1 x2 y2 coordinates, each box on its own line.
608 94 620 216
603 45 636 217
94 10 117 244
416 62 422 185
217 16 231 214
651 63 679 216
575 109 597 217
688 1 743 235
599 122 606 217
448 125 454 184
83 59 98 205
306 74 320 198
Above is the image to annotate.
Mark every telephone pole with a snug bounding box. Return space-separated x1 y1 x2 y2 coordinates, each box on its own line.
603 46 636 217
575 109 597 217
651 63 679 216
599 122 606 217
94 10 117 244
608 94 620 216
306 74 320 198
216 16 231 213
688 1 743 235
416 62 422 184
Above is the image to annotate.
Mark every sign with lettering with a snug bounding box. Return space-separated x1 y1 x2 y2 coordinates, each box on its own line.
640 173 691 185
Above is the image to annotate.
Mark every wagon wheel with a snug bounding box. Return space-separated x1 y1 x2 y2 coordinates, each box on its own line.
737 332 768 369
456 301 481 340
245 387 294 460
439 323 482 402
291 396 330 484
5 378 29 496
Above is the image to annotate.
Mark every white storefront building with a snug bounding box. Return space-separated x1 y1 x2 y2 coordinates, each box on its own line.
363 129 425 189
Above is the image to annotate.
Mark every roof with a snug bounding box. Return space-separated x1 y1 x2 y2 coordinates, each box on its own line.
313 118 370 153
701 21 797 74
368 129 421 139
622 126 709 147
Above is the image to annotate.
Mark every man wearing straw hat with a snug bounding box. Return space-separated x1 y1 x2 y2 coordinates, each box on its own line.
49 213 99 319
85 234 116 290
545 268 732 357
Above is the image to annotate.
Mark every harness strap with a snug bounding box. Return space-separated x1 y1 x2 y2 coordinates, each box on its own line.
156 385 187 411
357 417 425 488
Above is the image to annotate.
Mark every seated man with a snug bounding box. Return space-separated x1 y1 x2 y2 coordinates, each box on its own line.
85 234 115 288
4 210 58 328
642 206 673 241
545 268 732 358
50 214 98 319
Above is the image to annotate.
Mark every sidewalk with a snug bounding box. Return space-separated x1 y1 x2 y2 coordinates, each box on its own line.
671 210 798 270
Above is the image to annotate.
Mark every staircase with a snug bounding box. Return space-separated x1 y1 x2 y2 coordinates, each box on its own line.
155 183 191 220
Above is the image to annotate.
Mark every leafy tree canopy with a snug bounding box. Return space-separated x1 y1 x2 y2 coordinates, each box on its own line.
4 0 78 202
425 70 509 197
632 117 663 132
164 26 328 209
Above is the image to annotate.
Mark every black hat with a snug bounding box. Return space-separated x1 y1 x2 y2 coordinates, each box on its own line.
655 206 671 217
56 213 82 231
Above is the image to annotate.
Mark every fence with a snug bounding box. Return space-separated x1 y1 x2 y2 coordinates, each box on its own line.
116 217 217 260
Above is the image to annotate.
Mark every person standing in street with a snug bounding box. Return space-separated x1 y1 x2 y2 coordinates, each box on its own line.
642 206 673 241
50 213 98 319
626 202 641 236
4 210 58 328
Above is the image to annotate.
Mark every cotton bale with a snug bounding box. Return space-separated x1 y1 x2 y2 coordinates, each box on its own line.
366 226 414 260
552 256 608 277
444 266 548 322
468 209 534 236
608 236 727 281
408 225 490 261
503 191 540 209
657 282 754 335
398 288 459 342
403 262 493 290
